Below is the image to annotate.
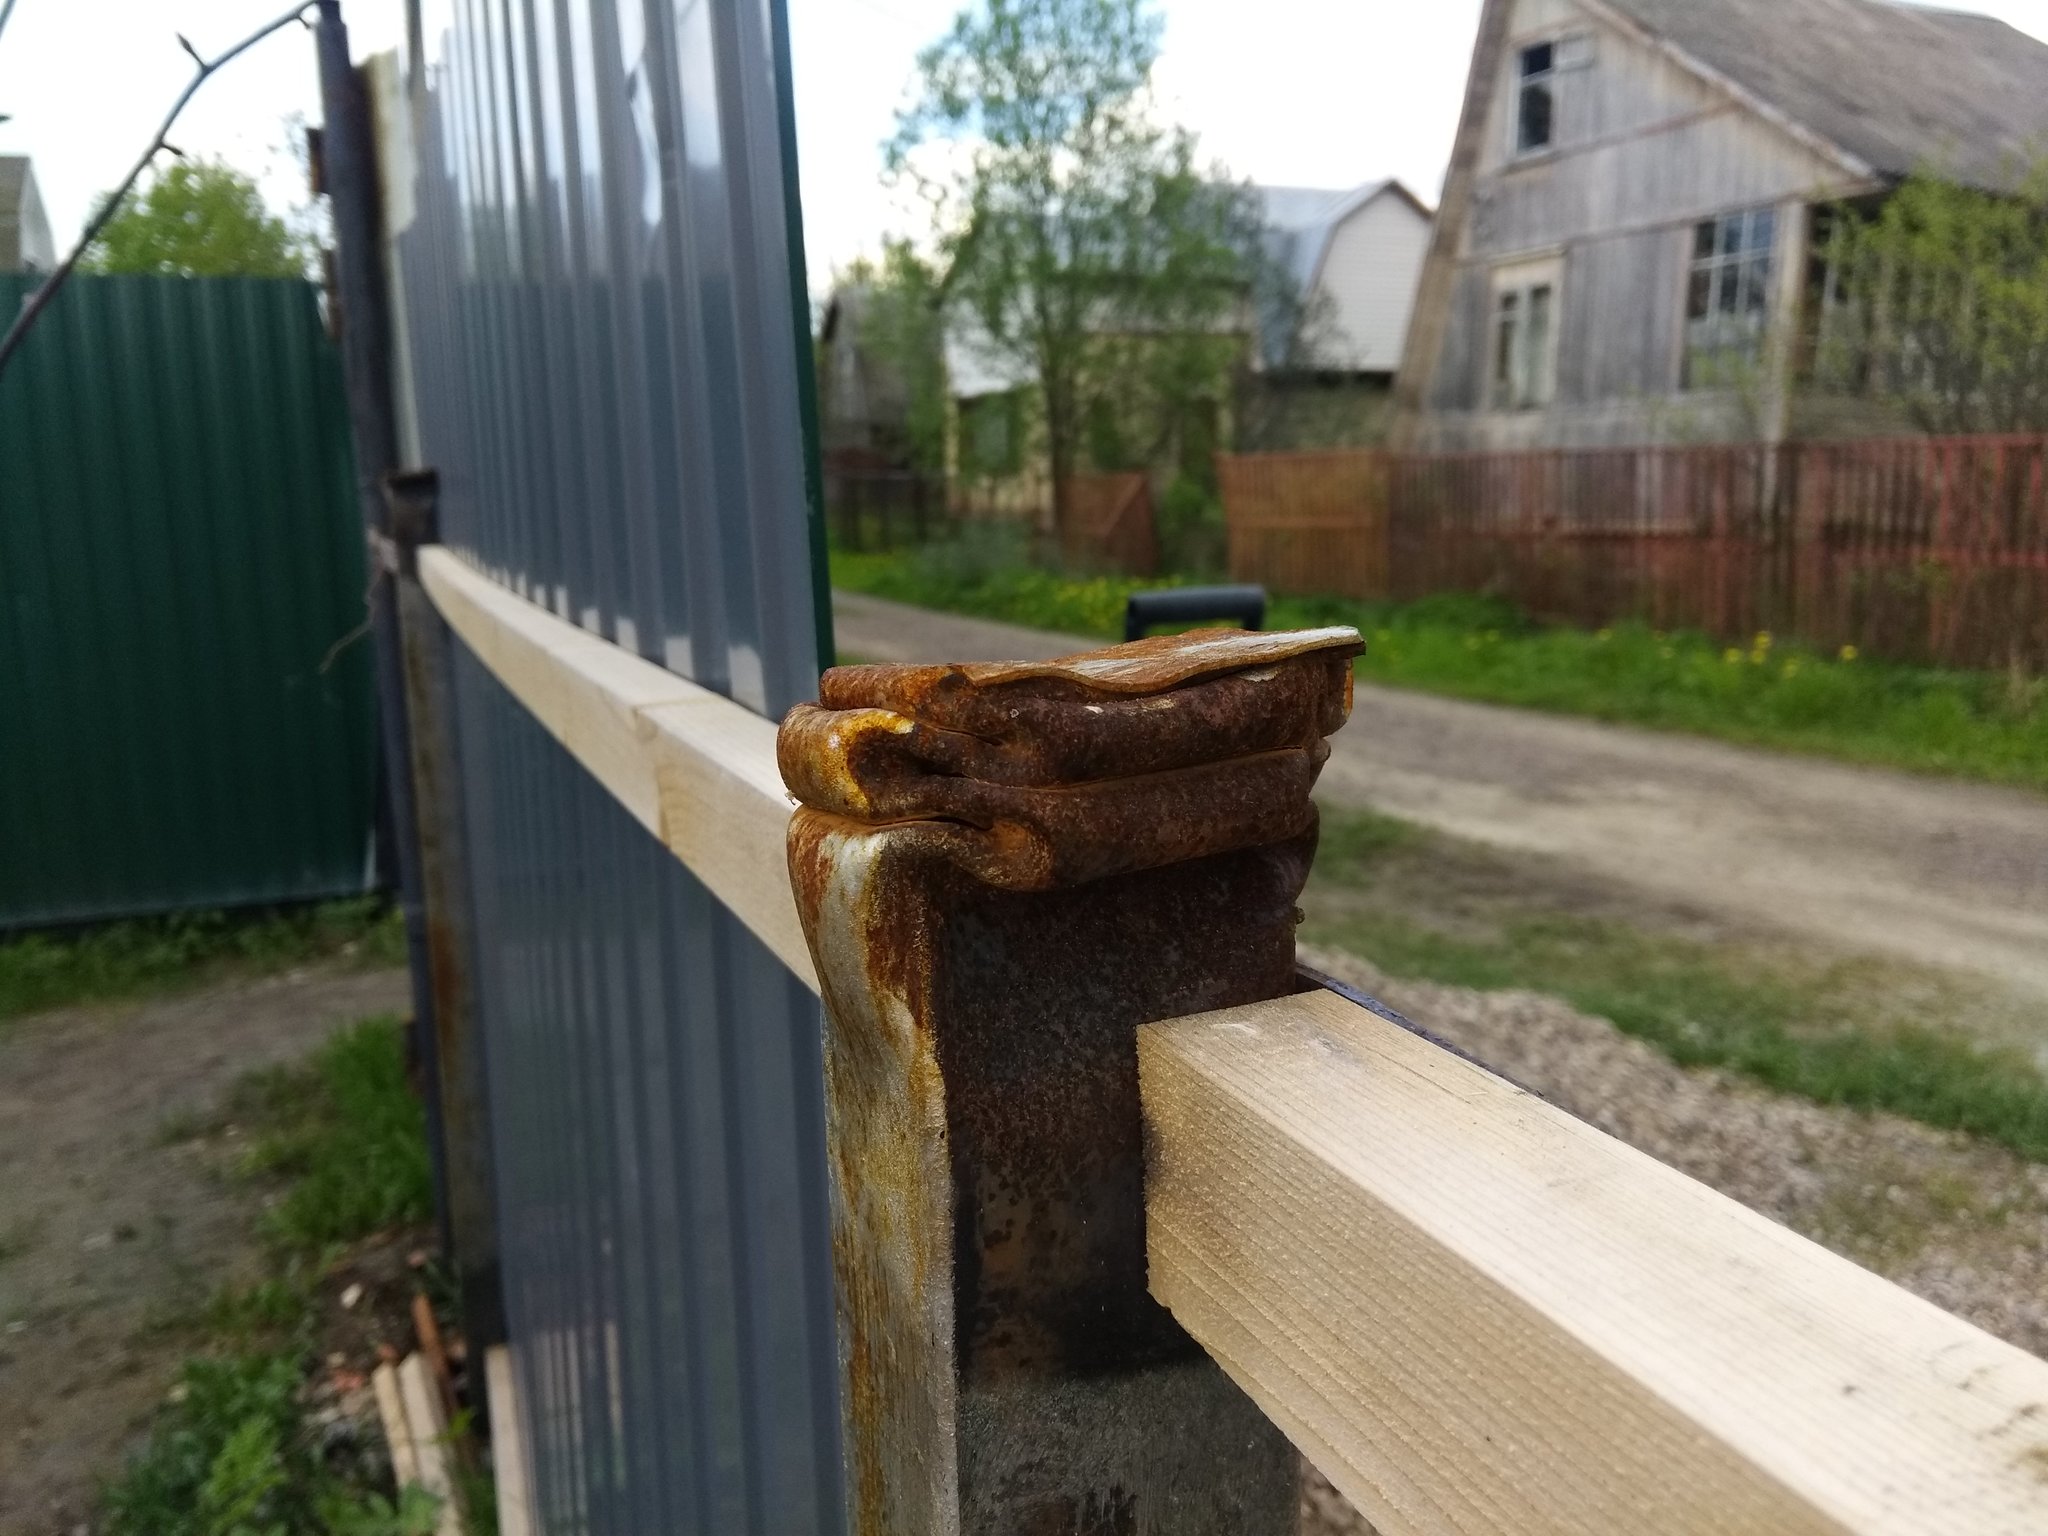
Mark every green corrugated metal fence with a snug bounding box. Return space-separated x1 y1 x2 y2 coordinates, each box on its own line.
0 274 376 928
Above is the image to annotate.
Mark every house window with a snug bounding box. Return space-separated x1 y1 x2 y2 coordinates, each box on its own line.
1492 280 1556 410
1511 35 1592 159
1683 206 1778 389
1515 43 1556 154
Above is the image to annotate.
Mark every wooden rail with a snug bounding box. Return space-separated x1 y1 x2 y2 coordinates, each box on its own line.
425 549 2048 1534
418 547 816 990
1143 988 2048 1535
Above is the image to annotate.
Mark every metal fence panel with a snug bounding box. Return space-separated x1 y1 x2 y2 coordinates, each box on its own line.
394 0 841 1527
0 273 375 928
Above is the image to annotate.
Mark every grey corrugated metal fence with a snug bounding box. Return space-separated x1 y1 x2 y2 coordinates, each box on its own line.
0 273 375 928
387 0 842 1527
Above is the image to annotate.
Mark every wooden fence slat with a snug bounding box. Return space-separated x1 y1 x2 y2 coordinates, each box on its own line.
1219 437 2048 668
1142 987 2048 1536
417 546 817 990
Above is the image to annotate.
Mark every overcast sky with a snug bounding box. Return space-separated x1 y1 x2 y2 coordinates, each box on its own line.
4 0 2047 290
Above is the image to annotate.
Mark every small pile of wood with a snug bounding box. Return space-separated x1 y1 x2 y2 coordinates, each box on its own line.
369 1294 528 1536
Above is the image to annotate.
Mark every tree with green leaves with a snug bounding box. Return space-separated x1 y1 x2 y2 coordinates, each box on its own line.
1816 160 2048 434
888 0 1262 544
83 159 308 280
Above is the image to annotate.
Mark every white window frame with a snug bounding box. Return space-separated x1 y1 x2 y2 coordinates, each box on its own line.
1491 261 1561 412
1682 205 1778 390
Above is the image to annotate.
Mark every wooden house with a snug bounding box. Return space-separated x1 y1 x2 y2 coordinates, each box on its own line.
1397 0 2048 450
817 282 917 470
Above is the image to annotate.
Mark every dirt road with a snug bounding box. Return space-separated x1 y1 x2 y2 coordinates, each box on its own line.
833 591 2048 1001
0 967 409 1536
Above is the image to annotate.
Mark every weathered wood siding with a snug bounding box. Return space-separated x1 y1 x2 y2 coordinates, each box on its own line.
1416 0 1875 449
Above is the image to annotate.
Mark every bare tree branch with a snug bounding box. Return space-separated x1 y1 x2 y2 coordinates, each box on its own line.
0 0 22 52
0 2 316 379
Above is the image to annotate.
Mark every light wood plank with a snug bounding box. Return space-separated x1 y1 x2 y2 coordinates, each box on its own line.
418 547 817 990
397 1352 465 1536
1141 988 2048 1536
483 1344 536 1536
371 1361 420 1492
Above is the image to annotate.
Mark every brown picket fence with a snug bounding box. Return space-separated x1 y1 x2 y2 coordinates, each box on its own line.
1061 471 1159 576
1221 436 2048 669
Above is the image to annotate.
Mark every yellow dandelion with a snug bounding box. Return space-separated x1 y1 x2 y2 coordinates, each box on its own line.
1839 644 1859 662
1596 628 1613 643
1723 648 1743 664
1754 631 1773 649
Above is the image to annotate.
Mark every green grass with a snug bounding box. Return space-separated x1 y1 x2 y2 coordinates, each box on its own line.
100 1352 440 1536
101 1017 446 1535
1307 808 2048 1163
831 540 2048 792
0 898 406 1023
229 1016 435 1257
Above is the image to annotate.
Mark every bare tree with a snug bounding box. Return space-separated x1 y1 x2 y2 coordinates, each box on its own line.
0 3 316 377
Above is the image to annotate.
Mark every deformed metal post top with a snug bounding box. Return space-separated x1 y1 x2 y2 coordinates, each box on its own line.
778 623 1364 885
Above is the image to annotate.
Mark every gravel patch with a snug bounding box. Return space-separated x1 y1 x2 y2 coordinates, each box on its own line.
1293 944 2048 1535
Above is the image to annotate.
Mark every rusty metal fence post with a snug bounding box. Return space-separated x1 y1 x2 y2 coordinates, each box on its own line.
314 0 454 1263
320 4 505 1349
385 470 503 1349
779 627 1361 1533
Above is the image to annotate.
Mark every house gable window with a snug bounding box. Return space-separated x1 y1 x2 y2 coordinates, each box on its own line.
1511 35 1590 158
1516 43 1557 154
1683 206 1778 389
1492 274 1557 411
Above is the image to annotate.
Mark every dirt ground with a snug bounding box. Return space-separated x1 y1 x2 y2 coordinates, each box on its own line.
0 965 409 1536
834 590 2048 1009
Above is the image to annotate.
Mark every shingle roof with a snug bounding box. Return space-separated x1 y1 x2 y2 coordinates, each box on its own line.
1601 0 2048 188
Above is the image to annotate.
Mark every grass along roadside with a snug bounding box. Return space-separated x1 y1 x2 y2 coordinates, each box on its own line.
1305 806 2048 1163
225 1017 437 1257
0 898 406 1024
831 541 2048 793
104 1017 458 1536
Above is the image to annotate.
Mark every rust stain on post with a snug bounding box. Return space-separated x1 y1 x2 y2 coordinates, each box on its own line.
782 626 1361 1534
